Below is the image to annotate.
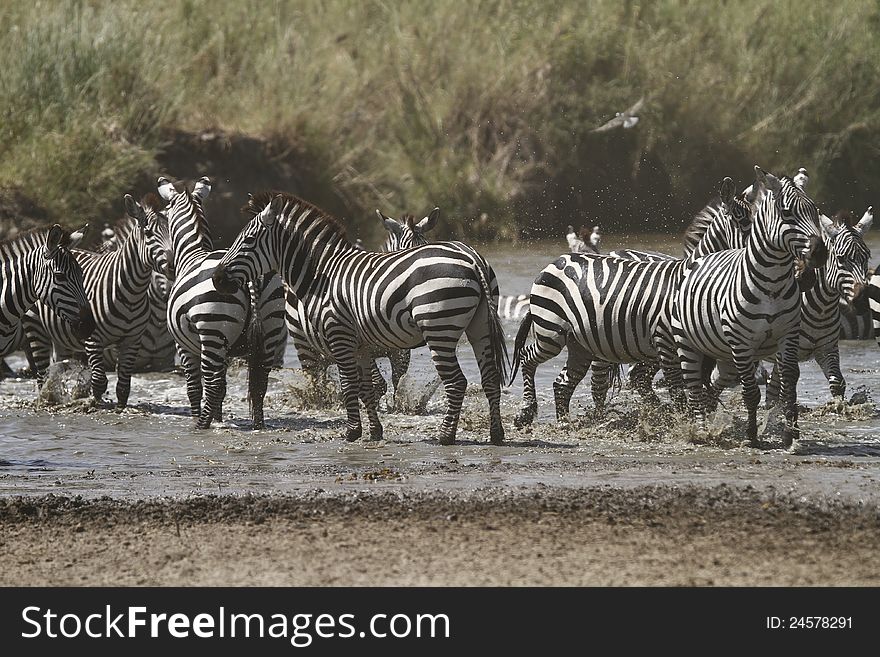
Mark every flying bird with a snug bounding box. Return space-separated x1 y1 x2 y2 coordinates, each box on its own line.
590 97 644 133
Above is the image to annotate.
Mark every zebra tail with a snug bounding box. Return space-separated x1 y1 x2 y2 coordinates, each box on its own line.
246 281 266 419
475 264 511 388
607 363 623 399
509 311 533 386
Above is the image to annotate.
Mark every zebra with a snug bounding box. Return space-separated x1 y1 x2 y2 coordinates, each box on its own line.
513 177 755 426
284 208 439 400
22 194 173 407
870 272 880 345
671 167 826 447
160 177 287 429
0 225 94 359
497 294 531 321
763 207 872 404
132 271 177 372
212 191 509 445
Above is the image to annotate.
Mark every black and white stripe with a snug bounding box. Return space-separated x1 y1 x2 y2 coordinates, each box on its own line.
0 225 94 359
284 208 439 400
511 178 754 426
671 167 825 447
22 195 172 407
764 208 871 403
213 192 509 445
161 177 287 429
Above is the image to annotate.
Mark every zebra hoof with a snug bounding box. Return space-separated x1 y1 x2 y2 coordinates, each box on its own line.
343 428 362 442
490 427 504 446
513 404 537 428
252 421 265 430
437 433 456 446
367 428 383 441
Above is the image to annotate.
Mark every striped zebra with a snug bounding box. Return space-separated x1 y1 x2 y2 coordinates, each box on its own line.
160 177 287 429
497 294 530 321
0 225 94 359
762 208 871 403
132 272 177 372
671 167 826 447
870 273 880 345
512 177 755 426
22 195 172 407
212 192 509 445
284 208 438 400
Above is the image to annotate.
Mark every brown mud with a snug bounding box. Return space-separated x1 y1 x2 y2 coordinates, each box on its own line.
2 485 880 586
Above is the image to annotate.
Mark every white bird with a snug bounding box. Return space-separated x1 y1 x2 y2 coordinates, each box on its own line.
590 97 644 133
565 225 589 253
855 205 873 233
793 167 809 189
589 225 602 252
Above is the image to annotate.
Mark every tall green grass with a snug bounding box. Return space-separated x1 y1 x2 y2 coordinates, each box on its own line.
1 0 878 240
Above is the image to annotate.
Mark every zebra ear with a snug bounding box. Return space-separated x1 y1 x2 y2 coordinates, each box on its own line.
854 206 873 235
754 166 782 195
819 213 840 238
124 194 147 228
378 210 402 236
157 177 176 201
417 207 440 232
719 177 735 207
193 176 212 201
44 224 64 257
257 195 283 227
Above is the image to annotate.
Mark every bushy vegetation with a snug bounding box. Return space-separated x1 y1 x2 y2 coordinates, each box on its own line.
1 0 878 242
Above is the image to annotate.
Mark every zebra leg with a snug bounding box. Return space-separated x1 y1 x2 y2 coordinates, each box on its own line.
466 314 504 445
515 334 566 428
331 343 364 442
814 348 845 400
734 357 761 446
23 321 52 385
777 334 801 448
630 361 661 407
676 341 709 427
177 346 202 418
113 342 140 409
85 340 109 403
368 359 388 401
358 359 384 441
196 347 228 429
765 360 781 408
552 341 591 421
425 342 468 445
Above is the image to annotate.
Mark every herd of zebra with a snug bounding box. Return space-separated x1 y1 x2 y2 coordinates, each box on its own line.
0 165 878 450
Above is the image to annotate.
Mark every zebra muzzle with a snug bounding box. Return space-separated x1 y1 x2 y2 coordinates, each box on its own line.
211 263 239 294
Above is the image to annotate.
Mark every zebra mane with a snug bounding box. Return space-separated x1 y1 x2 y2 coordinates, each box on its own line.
243 191 349 242
400 214 416 228
90 193 166 255
0 225 69 257
682 196 724 249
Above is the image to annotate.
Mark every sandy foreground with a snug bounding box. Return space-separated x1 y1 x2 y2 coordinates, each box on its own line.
2 486 879 586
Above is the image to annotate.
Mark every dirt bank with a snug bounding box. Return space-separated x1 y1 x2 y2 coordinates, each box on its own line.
3 486 879 586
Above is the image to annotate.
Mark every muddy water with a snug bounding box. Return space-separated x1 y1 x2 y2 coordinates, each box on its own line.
1 236 879 501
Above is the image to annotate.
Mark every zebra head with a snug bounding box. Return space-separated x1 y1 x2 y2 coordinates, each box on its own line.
157 175 213 265
753 166 826 271
37 224 96 340
819 207 872 304
212 192 287 294
378 207 438 252
123 193 174 280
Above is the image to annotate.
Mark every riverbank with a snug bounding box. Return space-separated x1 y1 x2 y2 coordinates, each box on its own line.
3 485 879 586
